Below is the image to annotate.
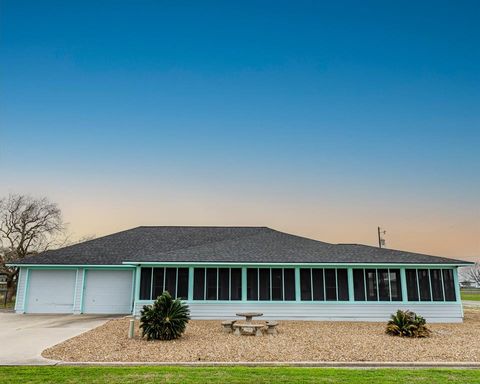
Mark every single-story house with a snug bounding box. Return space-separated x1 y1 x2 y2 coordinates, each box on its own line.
9 226 472 322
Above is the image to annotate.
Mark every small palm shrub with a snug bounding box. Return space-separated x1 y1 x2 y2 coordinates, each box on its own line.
140 291 190 341
386 310 431 338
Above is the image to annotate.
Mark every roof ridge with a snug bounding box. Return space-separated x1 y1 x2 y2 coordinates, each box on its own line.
137 225 270 229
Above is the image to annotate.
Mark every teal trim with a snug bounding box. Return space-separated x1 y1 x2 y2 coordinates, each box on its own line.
130 268 136 314
73 268 79 312
453 267 462 304
294 268 301 301
453 267 461 302
7 264 135 268
134 299 461 306
400 268 408 303
79 269 86 313
241 267 247 301
134 267 141 301
347 268 354 302
123 261 471 267
22 268 30 313
188 267 194 301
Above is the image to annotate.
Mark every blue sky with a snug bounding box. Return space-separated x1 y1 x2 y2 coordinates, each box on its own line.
1 1 479 258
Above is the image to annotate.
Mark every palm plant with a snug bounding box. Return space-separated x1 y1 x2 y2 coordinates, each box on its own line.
386 309 431 338
140 291 190 340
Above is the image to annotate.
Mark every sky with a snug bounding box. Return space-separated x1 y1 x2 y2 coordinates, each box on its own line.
1 1 479 260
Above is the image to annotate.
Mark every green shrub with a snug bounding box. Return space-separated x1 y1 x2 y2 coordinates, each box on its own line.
386 310 431 338
140 291 190 341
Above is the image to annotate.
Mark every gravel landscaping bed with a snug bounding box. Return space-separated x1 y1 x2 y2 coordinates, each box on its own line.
43 308 480 363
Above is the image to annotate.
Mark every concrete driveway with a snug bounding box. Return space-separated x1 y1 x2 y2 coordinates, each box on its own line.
0 313 116 365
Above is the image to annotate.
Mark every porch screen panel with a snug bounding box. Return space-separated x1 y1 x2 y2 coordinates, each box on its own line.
312 269 324 300
141 267 189 300
337 269 349 301
259 268 271 300
406 268 457 302
218 268 230 300
152 268 165 299
283 269 296 301
140 268 152 300
406 269 419 301
300 269 312 300
193 268 205 300
271 269 283 301
247 269 258 300
230 268 242 300
365 269 378 301
206 269 217 300
442 269 456 301
389 269 402 301
353 268 402 301
353 269 365 301
177 268 189 299
430 269 444 301
418 269 431 301
325 269 337 301
165 268 177 298
377 269 390 301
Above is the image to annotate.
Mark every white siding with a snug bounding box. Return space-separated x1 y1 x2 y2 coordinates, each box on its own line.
134 301 464 323
14 267 28 313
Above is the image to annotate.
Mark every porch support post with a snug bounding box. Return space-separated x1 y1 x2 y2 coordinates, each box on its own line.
241 267 247 301
347 268 354 301
453 267 464 318
134 266 141 301
188 267 194 301
295 267 301 301
400 267 408 303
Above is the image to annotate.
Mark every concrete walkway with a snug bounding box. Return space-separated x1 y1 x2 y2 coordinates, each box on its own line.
0 313 115 365
463 301 480 307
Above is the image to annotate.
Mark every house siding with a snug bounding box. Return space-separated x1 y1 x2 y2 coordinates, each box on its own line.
12 263 466 322
134 301 464 322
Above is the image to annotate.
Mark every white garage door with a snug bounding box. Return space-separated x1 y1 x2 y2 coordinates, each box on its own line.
26 270 76 313
83 270 133 314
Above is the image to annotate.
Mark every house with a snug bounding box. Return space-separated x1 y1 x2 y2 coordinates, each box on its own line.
8 226 472 322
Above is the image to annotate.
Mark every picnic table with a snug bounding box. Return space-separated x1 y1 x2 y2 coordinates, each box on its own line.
236 312 263 323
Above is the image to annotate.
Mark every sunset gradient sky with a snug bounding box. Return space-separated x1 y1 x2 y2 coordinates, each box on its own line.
1 1 479 260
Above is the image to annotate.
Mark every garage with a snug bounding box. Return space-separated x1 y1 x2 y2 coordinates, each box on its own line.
26 269 76 313
83 270 133 314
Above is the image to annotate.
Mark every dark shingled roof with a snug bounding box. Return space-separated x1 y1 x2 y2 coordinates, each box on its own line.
13 226 471 266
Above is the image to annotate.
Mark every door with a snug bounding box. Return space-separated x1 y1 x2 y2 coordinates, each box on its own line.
26 269 76 313
83 270 133 314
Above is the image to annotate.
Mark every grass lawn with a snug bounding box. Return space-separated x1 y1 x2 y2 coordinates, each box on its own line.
1 367 480 384
462 293 480 301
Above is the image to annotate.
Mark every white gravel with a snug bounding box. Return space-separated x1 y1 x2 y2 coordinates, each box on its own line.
43 308 480 363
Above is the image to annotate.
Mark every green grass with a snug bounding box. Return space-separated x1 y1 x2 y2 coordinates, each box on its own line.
1 367 480 384
462 293 480 301
461 289 480 301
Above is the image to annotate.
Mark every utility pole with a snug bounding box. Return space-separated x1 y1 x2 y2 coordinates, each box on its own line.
377 227 386 248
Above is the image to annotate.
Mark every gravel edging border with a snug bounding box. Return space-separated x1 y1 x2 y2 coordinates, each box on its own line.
52 361 480 369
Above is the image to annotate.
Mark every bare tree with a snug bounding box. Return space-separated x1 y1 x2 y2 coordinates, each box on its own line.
0 194 66 301
467 262 480 287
